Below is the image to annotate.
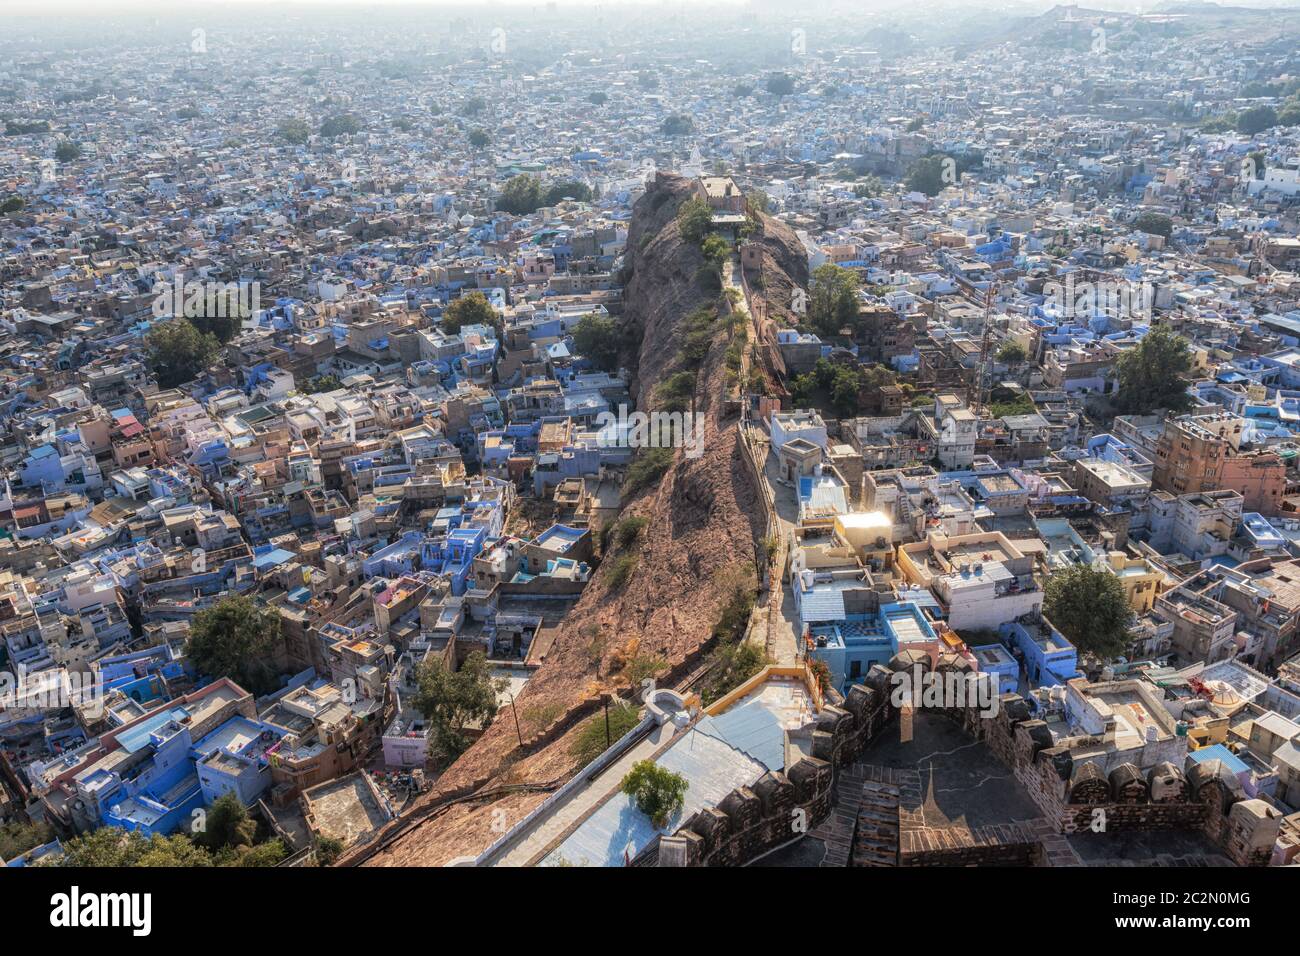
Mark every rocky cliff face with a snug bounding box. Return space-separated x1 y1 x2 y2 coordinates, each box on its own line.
360 173 806 866
621 173 808 401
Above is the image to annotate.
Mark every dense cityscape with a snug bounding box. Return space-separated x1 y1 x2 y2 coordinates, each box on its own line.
0 0 1299 910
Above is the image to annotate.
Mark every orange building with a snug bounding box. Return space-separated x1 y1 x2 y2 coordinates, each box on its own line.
1153 414 1286 514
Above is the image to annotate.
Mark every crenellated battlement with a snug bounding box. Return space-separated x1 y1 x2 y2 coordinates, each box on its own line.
642 652 1283 867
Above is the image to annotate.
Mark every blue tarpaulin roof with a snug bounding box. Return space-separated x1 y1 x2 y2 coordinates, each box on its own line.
117 708 189 754
698 698 788 771
252 548 295 571
1189 744 1249 776
799 585 847 625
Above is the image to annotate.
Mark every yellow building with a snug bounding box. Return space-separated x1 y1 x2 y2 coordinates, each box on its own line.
834 512 893 566
1104 551 1165 613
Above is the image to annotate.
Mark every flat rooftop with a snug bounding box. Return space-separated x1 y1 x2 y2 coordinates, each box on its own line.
304 774 389 848
942 538 1019 564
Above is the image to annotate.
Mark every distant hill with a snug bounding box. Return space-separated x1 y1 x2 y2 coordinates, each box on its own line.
999 1 1300 47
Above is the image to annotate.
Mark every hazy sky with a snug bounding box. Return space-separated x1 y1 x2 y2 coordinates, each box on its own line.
0 0 974 9
1 0 763 20
0 0 716 19
9 0 1299 19
8 0 722 6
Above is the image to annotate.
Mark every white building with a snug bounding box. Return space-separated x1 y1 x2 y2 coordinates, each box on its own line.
770 409 828 453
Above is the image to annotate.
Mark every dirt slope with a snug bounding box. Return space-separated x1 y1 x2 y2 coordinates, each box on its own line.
357 172 803 866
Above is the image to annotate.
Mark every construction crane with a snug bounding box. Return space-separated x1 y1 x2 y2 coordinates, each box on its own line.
966 283 997 416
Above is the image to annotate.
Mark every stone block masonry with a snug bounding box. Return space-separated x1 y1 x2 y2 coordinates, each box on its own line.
647 656 1283 867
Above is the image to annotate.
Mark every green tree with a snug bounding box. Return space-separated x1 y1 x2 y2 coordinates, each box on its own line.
996 340 1027 365
988 383 1036 419
829 363 864 416
542 180 592 205
607 553 639 590
853 176 883 199
809 658 832 694
676 317 717 369
223 839 287 867
676 196 713 245
276 118 311 144
413 650 507 762
700 234 731 267
1246 151 1267 180
186 595 281 695
1235 105 1278 135
4 119 51 135
468 128 491 148
572 313 621 372
497 173 545 214
0 820 53 861
613 516 648 549
54 139 81 163
621 760 688 828
661 114 693 136
654 371 696 414
1199 113 1237 133
766 72 795 97
1132 212 1173 239
302 373 343 394
319 114 361 138
808 263 861 338
132 833 215 867
624 446 674 493
1280 102 1300 127
59 827 148 866
699 641 766 704
0 195 23 214
1114 325 1193 415
1043 564 1133 661
790 358 890 418
789 371 819 408
315 835 345 866
195 793 257 851
60 828 212 867
588 91 608 105
145 318 220 388
441 291 499 334
905 154 950 197
188 289 250 344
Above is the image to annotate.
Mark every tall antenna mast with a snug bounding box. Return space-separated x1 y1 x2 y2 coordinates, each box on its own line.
967 283 996 415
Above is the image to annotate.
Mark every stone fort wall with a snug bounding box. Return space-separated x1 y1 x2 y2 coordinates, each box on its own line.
638 657 1282 867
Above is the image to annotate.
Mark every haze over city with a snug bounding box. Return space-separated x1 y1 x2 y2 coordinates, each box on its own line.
0 0 1297 933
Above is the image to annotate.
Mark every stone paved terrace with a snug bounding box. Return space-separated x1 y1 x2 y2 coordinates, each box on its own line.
1068 828 1232 867
756 707 1262 868
759 712 1050 866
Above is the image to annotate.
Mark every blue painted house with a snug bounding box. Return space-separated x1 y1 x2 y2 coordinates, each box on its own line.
1001 620 1081 686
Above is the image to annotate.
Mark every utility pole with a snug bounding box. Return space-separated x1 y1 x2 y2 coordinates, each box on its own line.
508 692 523 747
